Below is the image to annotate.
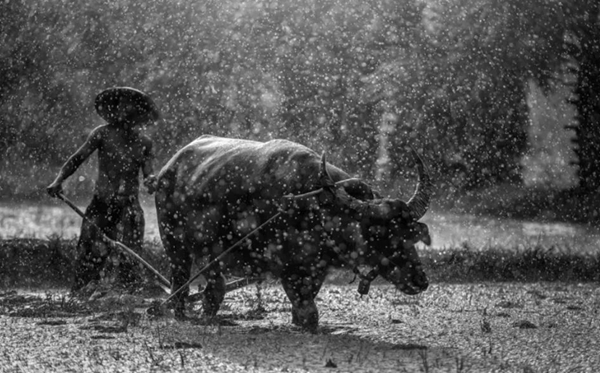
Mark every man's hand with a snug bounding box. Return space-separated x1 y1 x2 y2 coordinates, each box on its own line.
46 181 63 198
144 174 158 194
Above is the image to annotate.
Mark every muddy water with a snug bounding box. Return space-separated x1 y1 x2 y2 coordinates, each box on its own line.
1 202 599 253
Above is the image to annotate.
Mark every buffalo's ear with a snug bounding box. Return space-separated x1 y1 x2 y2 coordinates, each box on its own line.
415 222 431 246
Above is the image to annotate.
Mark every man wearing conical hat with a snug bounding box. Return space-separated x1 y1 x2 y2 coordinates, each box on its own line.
47 87 160 294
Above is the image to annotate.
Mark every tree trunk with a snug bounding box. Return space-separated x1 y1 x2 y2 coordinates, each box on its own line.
569 2 600 193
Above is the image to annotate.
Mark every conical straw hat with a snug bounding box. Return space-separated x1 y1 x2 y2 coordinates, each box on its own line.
95 87 160 123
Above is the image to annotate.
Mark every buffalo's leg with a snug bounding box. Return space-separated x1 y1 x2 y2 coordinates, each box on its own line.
202 272 226 316
281 270 325 332
161 231 191 319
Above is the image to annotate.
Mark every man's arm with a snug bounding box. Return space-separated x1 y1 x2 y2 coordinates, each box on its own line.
47 128 101 197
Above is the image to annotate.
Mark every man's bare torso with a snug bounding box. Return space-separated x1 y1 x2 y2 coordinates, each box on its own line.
94 125 152 198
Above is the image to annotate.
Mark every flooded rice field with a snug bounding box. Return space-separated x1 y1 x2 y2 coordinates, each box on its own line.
1 200 599 254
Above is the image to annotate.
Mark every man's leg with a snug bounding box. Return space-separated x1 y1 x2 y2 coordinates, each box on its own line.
72 197 117 292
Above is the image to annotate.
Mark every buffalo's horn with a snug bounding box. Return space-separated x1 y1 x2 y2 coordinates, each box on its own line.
318 150 431 221
319 152 335 188
406 148 433 220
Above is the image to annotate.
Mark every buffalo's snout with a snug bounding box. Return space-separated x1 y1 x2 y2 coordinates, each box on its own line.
411 267 429 292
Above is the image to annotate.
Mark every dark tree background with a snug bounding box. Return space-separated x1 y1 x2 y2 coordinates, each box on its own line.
564 0 600 194
1 0 597 208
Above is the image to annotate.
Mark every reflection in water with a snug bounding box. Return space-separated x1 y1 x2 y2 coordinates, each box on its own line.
0 201 160 242
423 212 600 253
522 222 577 236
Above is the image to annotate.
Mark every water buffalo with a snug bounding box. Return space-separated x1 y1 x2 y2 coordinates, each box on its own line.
155 135 432 330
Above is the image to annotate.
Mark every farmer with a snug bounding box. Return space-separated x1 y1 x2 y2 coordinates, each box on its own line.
47 87 160 294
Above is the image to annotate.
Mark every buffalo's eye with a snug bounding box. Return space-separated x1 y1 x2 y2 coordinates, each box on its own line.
390 237 402 247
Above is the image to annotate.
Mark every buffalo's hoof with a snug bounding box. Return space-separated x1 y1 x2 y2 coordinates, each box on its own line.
291 308 319 333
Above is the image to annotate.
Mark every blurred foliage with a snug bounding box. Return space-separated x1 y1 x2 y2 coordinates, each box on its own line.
0 0 595 199
417 0 568 189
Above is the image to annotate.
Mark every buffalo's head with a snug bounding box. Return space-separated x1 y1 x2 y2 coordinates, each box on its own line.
363 218 430 295
320 150 433 295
